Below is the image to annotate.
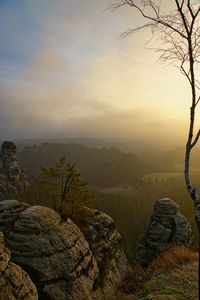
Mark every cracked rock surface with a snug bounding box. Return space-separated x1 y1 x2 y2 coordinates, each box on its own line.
0 200 130 299
0 200 99 300
0 231 38 300
75 208 129 299
136 198 193 267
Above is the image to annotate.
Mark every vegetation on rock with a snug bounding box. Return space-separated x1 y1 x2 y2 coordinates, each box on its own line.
118 245 198 300
22 155 94 218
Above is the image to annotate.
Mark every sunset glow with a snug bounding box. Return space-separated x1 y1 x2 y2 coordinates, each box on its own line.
0 0 197 148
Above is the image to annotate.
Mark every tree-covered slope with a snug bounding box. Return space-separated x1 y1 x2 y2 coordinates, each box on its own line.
19 143 151 187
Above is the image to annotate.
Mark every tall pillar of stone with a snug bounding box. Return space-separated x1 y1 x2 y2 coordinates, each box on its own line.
136 198 193 267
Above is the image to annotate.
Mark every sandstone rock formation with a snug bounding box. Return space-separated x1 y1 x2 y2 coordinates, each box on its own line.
74 208 129 298
0 200 129 300
0 141 28 199
0 172 6 200
0 231 38 300
136 198 193 267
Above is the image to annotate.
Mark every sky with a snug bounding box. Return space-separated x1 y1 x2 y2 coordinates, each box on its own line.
0 0 197 149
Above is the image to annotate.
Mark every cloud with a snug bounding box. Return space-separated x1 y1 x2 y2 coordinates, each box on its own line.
0 80 186 149
0 0 192 149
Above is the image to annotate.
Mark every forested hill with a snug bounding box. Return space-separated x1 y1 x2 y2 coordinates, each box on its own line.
18 143 151 187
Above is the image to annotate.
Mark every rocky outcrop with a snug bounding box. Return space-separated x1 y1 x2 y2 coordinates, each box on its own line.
0 141 28 199
74 208 129 298
0 231 38 300
0 172 6 200
136 198 193 267
0 200 129 299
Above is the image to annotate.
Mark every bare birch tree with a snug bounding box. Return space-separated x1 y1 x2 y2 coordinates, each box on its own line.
110 0 200 231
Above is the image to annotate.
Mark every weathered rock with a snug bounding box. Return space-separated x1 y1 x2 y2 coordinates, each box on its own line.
0 172 6 200
0 200 30 235
0 200 99 299
136 198 193 267
74 208 129 298
0 231 38 300
0 200 130 299
0 141 29 199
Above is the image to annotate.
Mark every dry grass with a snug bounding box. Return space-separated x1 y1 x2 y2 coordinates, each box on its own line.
142 261 198 300
118 265 150 294
150 245 198 271
168 261 198 298
118 245 198 299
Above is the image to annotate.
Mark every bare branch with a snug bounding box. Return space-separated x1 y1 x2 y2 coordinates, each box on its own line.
175 0 190 36
110 1 188 39
191 129 200 148
120 22 153 38
187 0 194 18
195 96 200 106
181 0 185 10
180 61 192 85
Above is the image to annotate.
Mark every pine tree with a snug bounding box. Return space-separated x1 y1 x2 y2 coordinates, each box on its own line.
39 155 93 216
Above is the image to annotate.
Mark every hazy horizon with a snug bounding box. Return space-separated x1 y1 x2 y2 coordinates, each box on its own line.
0 1 196 147
0 136 188 154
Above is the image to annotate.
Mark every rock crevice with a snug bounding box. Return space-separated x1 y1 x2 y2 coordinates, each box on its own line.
0 200 129 299
0 231 38 300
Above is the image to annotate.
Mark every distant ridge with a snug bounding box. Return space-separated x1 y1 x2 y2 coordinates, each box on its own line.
19 142 150 187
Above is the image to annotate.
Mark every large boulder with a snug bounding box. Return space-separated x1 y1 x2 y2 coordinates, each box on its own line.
0 231 38 300
0 200 129 299
136 198 193 267
0 200 99 299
